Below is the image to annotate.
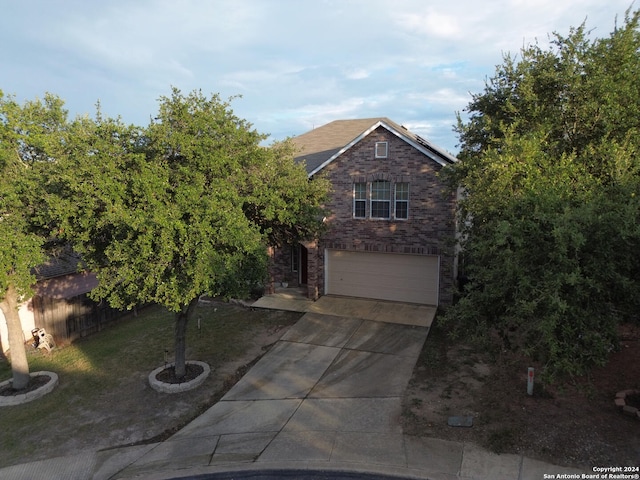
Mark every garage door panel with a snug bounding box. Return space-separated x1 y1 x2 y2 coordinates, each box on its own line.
326 250 439 305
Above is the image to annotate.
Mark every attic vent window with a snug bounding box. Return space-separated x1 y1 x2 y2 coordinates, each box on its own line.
375 142 388 158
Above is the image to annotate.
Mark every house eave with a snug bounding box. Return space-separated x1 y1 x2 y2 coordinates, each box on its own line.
306 120 457 178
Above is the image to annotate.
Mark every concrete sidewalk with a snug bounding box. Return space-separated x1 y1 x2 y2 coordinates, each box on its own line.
0 294 589 480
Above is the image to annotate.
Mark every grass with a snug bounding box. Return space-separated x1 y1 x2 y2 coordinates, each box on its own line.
0 302 302 465
1 303 293 381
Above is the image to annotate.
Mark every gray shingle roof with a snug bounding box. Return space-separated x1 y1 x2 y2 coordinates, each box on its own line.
33 250 85 280
291 118 457 175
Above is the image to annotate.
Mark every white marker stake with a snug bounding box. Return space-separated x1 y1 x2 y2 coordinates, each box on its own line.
527 367 534 396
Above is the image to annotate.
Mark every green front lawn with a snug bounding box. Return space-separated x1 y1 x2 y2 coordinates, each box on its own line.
0 302 302 466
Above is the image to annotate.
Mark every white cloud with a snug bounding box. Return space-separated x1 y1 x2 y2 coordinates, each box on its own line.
0 0 634 153
394 9 462 39
344 68 371 80
408 89 469 107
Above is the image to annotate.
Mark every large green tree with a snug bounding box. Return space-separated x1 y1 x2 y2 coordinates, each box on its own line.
0 91 67 390
444 10 640 380
51 88 329 379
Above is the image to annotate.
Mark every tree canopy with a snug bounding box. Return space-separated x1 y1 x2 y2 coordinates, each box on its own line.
444 10 640 380
0 91 68 389
49 88 329 378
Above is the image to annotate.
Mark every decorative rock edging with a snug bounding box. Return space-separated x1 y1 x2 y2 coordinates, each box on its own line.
148 361 210 394
0 371 59 407
614 389 640 420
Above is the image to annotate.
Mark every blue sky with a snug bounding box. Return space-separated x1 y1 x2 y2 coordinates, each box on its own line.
1 0 634 153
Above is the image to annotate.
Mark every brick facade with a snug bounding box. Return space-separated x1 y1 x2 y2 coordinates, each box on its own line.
270 124 457 305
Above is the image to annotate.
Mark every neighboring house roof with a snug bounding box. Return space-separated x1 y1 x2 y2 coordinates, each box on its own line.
33 250 84 281
32 249 97 298
35 271 99 299
291 117 458 176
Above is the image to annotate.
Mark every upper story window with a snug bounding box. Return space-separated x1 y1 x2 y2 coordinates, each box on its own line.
395 182 409 220
375 142 388 158
353 180 410 220
370 180 391 219
353 182 367 218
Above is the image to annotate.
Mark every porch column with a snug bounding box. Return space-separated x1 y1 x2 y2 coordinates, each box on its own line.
265 246 276 294
303 240 319 300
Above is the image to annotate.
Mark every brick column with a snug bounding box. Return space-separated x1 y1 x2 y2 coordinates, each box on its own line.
266 246 276 294
303 240 319 300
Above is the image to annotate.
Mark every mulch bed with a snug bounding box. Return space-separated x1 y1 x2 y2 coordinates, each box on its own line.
625 393 640 409
0 375 52 396
154 363 204 384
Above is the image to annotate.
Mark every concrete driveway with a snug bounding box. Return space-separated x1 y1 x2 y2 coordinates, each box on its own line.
115 295 433 478
252 292 437 327
1 295 587 479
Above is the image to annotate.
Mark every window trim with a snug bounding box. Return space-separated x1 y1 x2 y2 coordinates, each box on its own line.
353 182 367 218
370 180 391 219
374 142 388 158
353 180 410 221
394 182 409 220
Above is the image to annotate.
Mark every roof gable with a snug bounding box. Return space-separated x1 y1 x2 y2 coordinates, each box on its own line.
292 117 457 176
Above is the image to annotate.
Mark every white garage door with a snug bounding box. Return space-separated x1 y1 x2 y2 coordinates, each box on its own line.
325 249 440 305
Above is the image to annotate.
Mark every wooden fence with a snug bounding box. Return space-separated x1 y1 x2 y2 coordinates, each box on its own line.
31 293 128 344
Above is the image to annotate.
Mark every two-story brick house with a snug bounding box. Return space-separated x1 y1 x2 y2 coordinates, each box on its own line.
268 118 458 306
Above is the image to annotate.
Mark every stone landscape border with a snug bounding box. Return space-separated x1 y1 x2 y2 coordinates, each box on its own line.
614 389 640 420
148 360 210 393
0 371 59 406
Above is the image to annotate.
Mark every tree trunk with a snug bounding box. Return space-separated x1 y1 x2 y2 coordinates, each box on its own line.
1 284 30 390
173 297 199 380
